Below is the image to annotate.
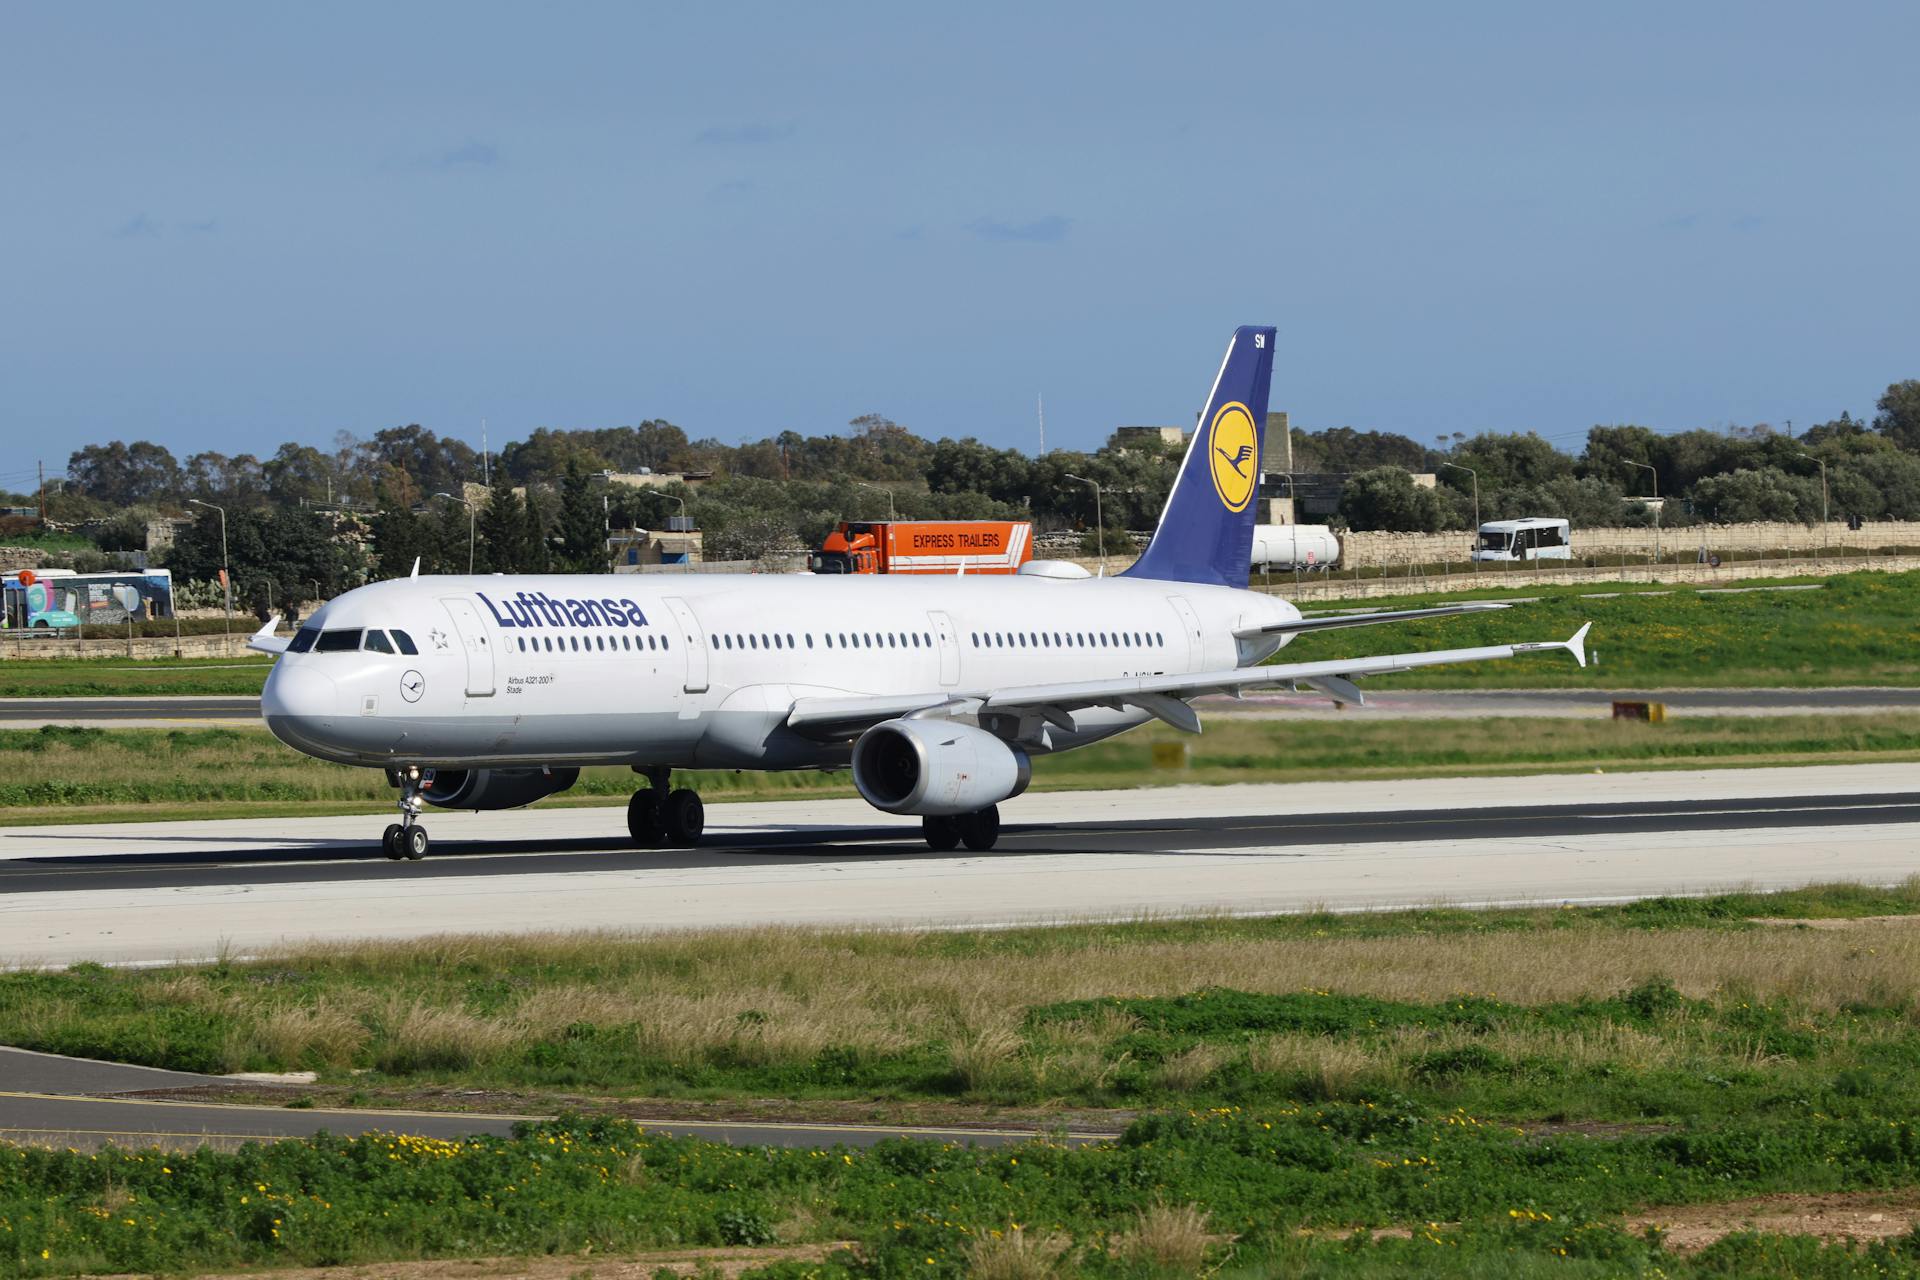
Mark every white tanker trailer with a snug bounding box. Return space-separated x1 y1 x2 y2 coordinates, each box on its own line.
1250 523 1340 571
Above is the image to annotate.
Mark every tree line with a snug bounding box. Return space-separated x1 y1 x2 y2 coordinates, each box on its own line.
28 377 1920 604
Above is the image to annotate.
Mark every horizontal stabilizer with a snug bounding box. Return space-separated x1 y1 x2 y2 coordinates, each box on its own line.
1236 602 1510 639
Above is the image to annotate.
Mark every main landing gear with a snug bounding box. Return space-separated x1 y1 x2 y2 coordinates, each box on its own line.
382 766 430 861
627 767 705 848
922 805 1000 853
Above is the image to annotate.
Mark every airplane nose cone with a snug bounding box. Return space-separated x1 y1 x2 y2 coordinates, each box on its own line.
262 662 340 755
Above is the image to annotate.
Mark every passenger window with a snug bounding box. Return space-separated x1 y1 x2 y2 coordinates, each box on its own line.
391 630 419 655
661 636 670 650
288 626 319 654
314 628 362 653
570 636 579 651
517 637 527 652
787 634 796 648
761 634 770 649
805 634 813 648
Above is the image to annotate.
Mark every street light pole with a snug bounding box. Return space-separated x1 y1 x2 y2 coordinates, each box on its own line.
1440 462 1479 575
1063 472 1105 574
856 482 897 522
431 492 476 574
1796 452 1830 550
187 498 231 654
1627 461 1660 573
643 490 693 572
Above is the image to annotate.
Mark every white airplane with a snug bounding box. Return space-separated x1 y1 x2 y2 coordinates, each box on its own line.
256 327 1589 860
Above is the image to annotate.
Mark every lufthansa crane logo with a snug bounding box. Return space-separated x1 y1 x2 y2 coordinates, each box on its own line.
1207 401 1258 513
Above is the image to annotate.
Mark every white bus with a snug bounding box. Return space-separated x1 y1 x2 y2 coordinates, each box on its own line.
1472 517 1572 562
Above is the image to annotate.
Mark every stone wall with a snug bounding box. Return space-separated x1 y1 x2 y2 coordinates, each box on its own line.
1338 522 1920 569
0 631 244 660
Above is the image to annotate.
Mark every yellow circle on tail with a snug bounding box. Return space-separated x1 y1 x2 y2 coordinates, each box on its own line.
1207 402 1258 512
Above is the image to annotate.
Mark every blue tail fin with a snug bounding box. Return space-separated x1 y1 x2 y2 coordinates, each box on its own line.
1122 325 1275 587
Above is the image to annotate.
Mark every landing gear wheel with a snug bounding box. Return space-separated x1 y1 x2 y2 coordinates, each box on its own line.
923 815 961 852
661 788 705 847
404 826 429 860
627 788 664 846
956 805 1000 852
382 824 405 860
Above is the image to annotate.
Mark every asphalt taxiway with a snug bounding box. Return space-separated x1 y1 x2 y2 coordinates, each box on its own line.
3 763 1916 967
0 1049 1098 1151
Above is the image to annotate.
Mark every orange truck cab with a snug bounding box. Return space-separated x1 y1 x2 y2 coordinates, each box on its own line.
809 520 1033 575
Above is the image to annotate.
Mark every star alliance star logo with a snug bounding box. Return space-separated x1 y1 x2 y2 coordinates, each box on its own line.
430 628 449 650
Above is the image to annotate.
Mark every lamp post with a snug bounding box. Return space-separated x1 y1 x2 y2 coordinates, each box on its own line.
1627 461 1660 573
431 492 476 574
308 578 321 606
642 490 693 572
1796 452 1830 550
261 577 276 615
186 498 231 653
1440 462 1479 575
855 482 897 522
1063 472 1105 574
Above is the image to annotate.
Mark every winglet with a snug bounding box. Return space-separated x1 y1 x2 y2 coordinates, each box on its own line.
1565 621 1591 669
247 615 291 655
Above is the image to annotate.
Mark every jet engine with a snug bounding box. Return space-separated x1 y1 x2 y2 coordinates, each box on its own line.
851 720 1030 816
419 767 580 810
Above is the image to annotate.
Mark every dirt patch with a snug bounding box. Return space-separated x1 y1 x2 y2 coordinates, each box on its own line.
1626 1190 1920 1252
97 1242 856 1280
1748 914 1920 930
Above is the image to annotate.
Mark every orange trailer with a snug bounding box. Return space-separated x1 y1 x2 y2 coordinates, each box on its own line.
809 520 1034 575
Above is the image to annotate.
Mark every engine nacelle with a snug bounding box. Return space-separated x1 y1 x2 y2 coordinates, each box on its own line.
851 719 1030 816
420 767 580 810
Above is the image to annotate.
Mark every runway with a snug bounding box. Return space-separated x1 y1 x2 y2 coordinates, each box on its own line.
2 763 1916 967
8 689 1919 729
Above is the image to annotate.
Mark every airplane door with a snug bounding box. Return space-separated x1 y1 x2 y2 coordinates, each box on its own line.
663 597 708 693
927 610 959 686
438 597 496 697
1167 595 1205 671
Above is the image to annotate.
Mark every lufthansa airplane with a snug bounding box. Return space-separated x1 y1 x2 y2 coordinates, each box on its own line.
255 327 1590 860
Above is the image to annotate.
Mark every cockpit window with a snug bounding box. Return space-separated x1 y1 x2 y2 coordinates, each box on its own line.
390 629 419 655
314 628 363 653
363 630 394 654
288 626 319 654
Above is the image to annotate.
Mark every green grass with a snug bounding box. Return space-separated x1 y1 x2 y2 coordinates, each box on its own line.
16 889 1920 1274
3 713 1916 824
10 1112 1920 1277
1276 568 1920 688
0 656 270 697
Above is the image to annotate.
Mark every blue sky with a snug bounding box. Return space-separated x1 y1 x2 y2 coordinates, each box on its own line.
4 1 1916 473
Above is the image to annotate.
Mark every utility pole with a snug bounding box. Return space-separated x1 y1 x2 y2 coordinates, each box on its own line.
187 498 230 654
1441 462 1480 575
482 419 490 485
37 460 44 523
1063 472 1104 574
1796 452 1829 549
856 481 896 521
1627 461 1660 574
1037 394 1046 457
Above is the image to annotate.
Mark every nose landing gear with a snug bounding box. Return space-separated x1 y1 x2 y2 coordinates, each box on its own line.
627 768 705 847
382 767 430 860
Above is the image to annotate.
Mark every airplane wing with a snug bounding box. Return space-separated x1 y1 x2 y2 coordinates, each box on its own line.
247 616 291 655
787 623 1590 740
1233 601 1509 638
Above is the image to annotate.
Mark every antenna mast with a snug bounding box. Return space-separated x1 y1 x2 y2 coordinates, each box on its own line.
482 419 490 485
1037 394 1046 457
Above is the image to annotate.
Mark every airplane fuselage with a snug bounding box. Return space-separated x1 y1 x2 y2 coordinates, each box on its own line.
262 571 1298 773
